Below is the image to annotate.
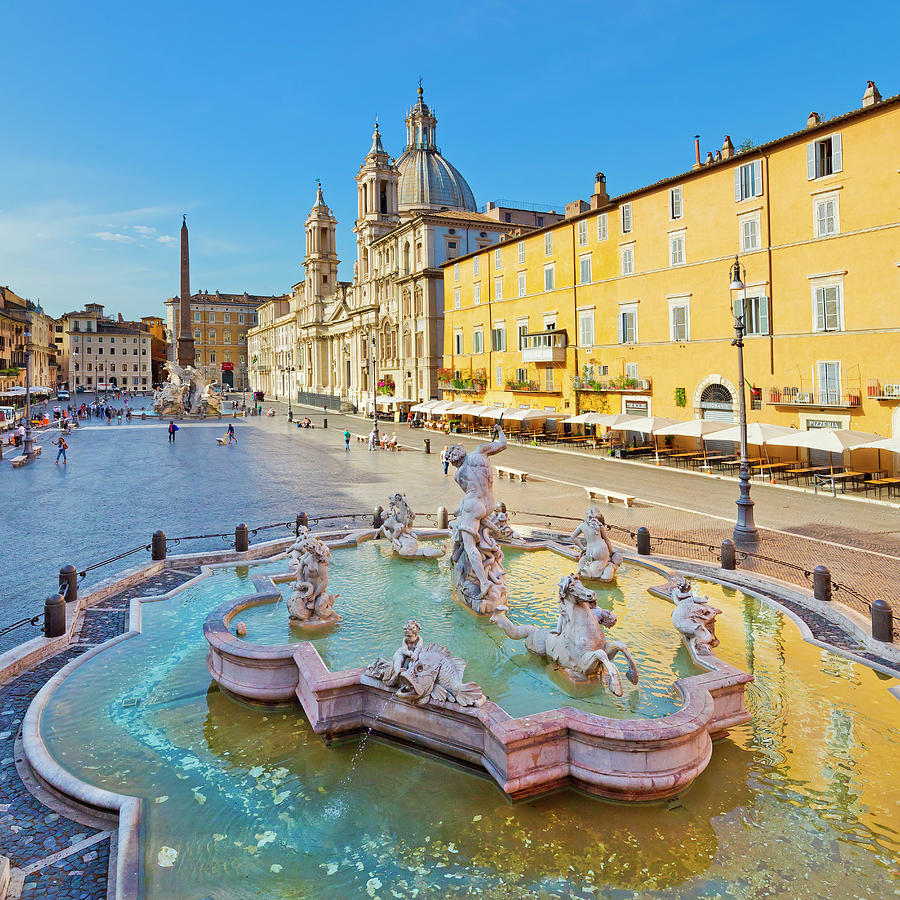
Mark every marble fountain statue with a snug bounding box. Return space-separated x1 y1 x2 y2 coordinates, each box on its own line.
486 502 525 544
491 573 639 695
571 507 624 582
285 528 340 626
152 361 223 418
376 493 445 559
668 574 722 655
446 424 509 614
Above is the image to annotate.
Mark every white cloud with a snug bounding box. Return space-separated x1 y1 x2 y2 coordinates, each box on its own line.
156 235 177 245
132 225 157 236
93 231 137 243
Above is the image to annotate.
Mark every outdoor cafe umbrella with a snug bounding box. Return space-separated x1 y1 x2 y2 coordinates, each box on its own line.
608 415 682 463
480 407 516 420
765 427 882 475
702 422 798 467
654 419 732 468
410 400 441 412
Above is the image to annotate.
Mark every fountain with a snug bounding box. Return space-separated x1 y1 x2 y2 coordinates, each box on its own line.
667 574 722 655
486 501 525 544
285 529 341 626
571 506 624 582
152 360 223 418
375 494 444 559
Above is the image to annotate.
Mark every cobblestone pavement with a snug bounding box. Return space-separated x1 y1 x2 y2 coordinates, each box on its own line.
0 569 199 900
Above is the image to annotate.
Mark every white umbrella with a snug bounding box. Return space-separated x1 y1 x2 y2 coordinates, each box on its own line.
610 415 681 433
460 404 495 416
428 401 460 414
766 427 882 476
654 420 732 438
410 400 441 412
859 436 900 453
703 422 797 444
481 407 516 420
437 402 473 416
504 408 548 422
562 412 641 427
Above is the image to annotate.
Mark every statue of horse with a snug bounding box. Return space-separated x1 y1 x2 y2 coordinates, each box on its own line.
490 574 639 695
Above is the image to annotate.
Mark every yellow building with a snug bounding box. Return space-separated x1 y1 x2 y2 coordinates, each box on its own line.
441 81 900 442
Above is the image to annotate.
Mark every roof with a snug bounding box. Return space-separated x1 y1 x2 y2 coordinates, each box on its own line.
442 92 900 267
165 292 288 306
396 146 477 212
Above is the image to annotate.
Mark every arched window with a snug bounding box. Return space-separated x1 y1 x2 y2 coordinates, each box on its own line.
699 383 735 422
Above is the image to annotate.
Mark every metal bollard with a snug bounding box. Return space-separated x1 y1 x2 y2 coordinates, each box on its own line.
437 506 449 529
296 512 309 535
59 564 78 604
323 418 327 429
235 523 249 552
151 530 167 561
813 565 831 602
373 505 383 529
424 438 431 454
636 527 651 556
44 593 66 638
720 538 736 570
871 598 893 643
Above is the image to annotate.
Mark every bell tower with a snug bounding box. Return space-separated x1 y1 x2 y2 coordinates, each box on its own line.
353 122 399 282
304 182 339 308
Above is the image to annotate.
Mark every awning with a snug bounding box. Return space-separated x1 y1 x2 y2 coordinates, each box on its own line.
703 423 797 444
654 420 732 438
431 401 471 415
410 400 442 412
376 396 412 406
609 416 682 434
480 407 516 420
503 408 548 422
562 413 641 427
765 427 882 453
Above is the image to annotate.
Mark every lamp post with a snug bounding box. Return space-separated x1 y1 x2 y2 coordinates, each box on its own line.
728 255 759 543
287 365 294 422
23 330 34 459
371 330 379 443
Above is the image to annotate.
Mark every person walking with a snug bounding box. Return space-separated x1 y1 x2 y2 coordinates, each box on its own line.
441 445 450 475
343 428 351 452
54 434 68 465
227 422 236 444
168 420 177 443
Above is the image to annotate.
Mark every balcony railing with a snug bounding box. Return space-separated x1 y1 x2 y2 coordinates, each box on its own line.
867 379 900 400
574 376 652 394
520 329 567 364
767 387 861 408
504 380 560 394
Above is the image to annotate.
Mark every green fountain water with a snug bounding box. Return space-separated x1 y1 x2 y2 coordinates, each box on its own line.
39 544 899 898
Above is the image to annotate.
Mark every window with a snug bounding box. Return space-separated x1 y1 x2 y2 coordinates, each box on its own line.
473 330 484 354
536 216 543 226
517 272 526 297
545 368 554 391
735 161 763 201
473 257 479 276
517 321 528 349
454 331 463 354
579 254 592 285
491 325 506 351
625 362 639 381
453 288 461 310
194 330 201 340
517 241 525 264
209 351 216 363
494 277 503 301
578 310 594 347
494 248 501 269
815 195 840 237
239 314 245 324
735 295 769 335
473 284 481 305
515 367 527 383
224 331 231 343
621 203 633 233
224 313 231 324
669 299 690 341
618 304 638 343
807 134 842 180
208 311 215 323
741 213 761 252
813 282 843 332
496 365 503 385
817 361 841 404
669 233 685 266
194 312 201 322
669 187 683 220
577 220 588 247
544 264 555 291
544 232 553 255
621 245 634 276
597 213 608 241
454 263 459 282
208 330 216 343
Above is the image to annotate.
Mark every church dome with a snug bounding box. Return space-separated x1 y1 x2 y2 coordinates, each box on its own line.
395 85 477 213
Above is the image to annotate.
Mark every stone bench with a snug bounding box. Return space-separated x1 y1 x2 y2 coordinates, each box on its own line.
10 455 27 468
586 486 635 507
495 466 529 483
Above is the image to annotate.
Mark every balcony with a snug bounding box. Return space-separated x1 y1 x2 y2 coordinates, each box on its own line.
867 379 900 400
767 387 861 409
504 380 561 395
573 375 652 394
520 329 567 364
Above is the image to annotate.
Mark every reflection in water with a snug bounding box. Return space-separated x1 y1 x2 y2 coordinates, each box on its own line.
39 552 899 898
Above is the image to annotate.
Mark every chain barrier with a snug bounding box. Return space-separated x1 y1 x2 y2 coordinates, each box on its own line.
0 614 42 638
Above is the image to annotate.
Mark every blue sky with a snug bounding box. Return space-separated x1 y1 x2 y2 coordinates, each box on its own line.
1 0 895 320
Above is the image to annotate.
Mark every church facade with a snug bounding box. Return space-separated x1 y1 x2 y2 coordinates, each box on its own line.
248 86 520 410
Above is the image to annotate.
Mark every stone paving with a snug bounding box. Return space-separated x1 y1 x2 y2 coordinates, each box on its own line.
0 568 199 900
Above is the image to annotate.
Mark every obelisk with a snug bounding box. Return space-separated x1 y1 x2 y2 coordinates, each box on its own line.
176 215 195 367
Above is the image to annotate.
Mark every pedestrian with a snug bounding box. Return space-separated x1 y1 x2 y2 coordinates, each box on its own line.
54 434 68 465
168 420 177 443
343 428 351 452
227 422 236 444
441 445 450 475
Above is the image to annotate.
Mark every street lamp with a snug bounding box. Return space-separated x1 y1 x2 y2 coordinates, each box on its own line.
728 255 759 543
287 365 294 422
23 330 34 459
371 331 379 443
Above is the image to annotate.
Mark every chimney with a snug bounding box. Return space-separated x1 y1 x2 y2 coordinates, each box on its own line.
806 111 821 128
589 172 609 209
565 199 589 218
721 135 735 159
705 151 714 165
693 135 701 169
862 80 882 107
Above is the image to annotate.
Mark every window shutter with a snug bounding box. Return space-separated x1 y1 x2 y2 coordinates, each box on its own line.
753 160 763 196
734 169 741 201
807 142 816 180
831 133 842 173
617 313 624 343
815 288 825 330
759 297 769 335
816 201 826 236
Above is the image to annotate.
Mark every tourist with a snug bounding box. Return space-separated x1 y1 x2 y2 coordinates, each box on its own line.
441 445 450 475
53 434 68 465
227 422 237 444
367 428 377 451
168 420 177 443
343 427 351 452
388 433 398 451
